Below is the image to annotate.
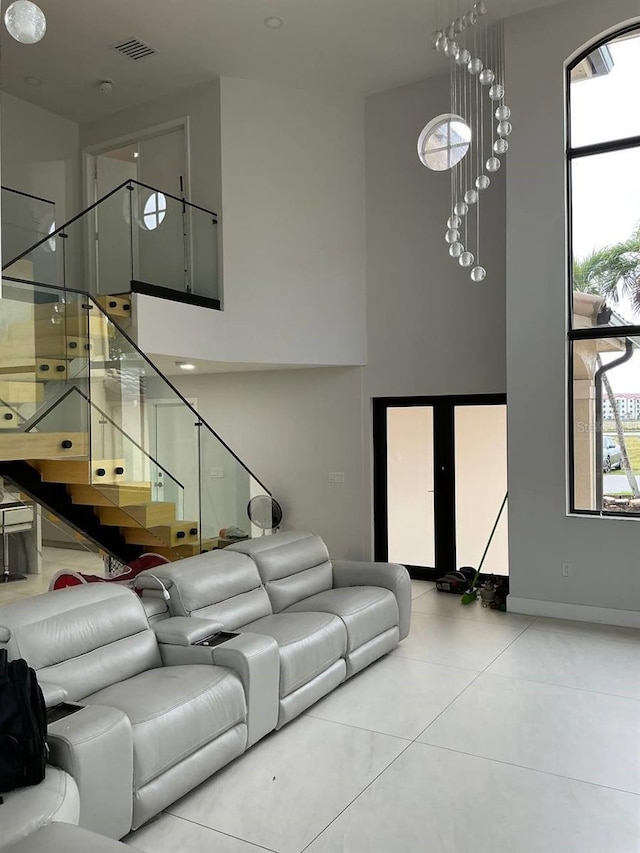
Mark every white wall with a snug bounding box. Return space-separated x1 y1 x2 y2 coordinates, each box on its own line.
1 92 80 258
133 77 367 370
80 80 222 213
173 367 368 560
365 75 507 400
506 0 640 621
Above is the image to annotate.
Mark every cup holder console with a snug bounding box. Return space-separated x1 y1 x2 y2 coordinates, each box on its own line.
47 702 84 724
195 631 240 648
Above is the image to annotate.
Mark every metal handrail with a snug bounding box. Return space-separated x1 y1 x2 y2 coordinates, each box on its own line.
2 179 218 271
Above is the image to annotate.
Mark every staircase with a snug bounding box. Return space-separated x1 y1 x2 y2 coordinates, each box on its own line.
0 276 268 564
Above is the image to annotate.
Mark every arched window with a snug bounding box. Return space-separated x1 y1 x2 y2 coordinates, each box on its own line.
568 24 640 517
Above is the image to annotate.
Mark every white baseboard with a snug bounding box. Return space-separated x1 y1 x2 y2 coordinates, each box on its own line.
507 596 640 629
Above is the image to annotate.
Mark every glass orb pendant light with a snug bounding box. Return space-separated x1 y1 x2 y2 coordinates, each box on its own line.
4 0 46 44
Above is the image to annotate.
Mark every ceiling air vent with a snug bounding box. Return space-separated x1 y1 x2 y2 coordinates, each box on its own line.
112 38 157 61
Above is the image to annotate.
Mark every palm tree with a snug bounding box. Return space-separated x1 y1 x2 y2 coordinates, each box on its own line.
573 225 640 310
573 224 640 499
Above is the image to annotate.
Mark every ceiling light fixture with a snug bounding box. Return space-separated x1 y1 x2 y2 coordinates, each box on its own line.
421 1 509 284
175 362 196 371
4 0 46 44
264 16 284 29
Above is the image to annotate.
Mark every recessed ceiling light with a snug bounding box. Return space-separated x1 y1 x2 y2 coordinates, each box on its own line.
133 152 139 158
264 16 284 29
24 75 42 86
175 361 196 371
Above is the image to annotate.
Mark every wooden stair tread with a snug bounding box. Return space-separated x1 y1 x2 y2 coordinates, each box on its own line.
0 358 69 378
9 316 112 340
0 337 107 359
98 502 176 529
0 381 44 403
150 539 220 561
37 458 126 485
123 521 199 547
95 295 132 319
0 432 88 462
69 483 153 507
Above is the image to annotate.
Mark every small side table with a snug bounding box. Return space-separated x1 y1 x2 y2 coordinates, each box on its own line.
1 502 34 583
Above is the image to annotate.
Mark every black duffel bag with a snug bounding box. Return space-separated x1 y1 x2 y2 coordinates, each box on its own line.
0 648 47 800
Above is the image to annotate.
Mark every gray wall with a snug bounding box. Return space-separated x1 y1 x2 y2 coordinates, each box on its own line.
1 92 80 267
365 74 507 401
174 367 368 561
80 80 222 214
136 77 367 370
506 0 640 619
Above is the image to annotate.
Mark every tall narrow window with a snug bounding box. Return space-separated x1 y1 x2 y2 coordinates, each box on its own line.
568 26 640 516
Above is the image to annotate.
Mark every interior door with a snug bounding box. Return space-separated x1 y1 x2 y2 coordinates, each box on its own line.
148 400 199 522
94 155 137 295
135 127 188 291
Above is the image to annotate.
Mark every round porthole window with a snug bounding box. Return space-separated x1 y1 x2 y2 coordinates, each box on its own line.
143 191 167 230
45 220 56 252
417 113 472 171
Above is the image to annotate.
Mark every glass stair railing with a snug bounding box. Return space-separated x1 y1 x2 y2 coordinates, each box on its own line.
2 181 219 305
0 276 269 563
2 187 57 283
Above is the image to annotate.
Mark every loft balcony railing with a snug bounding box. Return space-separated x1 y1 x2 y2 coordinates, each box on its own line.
0 275 266 561
2 182 219 308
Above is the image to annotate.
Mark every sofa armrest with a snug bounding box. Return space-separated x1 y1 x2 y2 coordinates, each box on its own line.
153 616 224 646
47 704 133 840
332 560 412 640
211 632 279 747
160 633 280 747
37 681 68 709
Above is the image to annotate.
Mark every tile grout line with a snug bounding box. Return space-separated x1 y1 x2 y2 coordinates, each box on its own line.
476 668 640 702
390 651 483 673
297 618 536 853
297 739 415 853
303 711 414 742
160 811 279 853
524 624 640 650
411 619 536 741
416 742 640 798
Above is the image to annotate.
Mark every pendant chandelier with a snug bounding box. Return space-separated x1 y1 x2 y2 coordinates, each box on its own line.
418 1 510 283
4 0 47 44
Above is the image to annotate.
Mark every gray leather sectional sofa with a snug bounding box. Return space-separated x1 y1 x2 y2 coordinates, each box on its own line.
0 531 410 851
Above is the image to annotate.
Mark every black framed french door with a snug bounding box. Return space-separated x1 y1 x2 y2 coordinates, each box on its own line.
373 394 507 580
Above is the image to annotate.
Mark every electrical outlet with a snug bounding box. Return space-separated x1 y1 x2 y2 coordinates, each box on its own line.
562 562 572 578
210 468 224 479
328 472 345 484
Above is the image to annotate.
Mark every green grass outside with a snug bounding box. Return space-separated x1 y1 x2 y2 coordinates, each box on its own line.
605 434 640 495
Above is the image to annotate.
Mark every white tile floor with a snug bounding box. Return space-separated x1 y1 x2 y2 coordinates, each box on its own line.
0 546 105 605
125 580 640 853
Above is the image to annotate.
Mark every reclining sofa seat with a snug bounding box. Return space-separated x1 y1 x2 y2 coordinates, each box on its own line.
139 549 348 728
0 584 248 838
228 532 410 677
139 531 410 727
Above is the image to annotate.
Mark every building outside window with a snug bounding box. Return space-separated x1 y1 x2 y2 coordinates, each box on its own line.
568 25 640 516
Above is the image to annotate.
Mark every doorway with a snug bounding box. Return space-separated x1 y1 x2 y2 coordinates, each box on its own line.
85 124 189 296
373 395 508 579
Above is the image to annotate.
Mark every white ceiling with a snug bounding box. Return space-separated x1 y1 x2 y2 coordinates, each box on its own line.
1 0 568 124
